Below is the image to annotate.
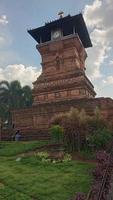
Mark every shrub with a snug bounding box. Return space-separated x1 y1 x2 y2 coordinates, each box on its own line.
50 107 112 152
71 192 86 200
36 151 49 159
88 128 112 150
63 153 71 162
96 151 109 163
87 107 112 135
50 113 67 126
89 151 111 200
50 108 90 152
50 125 64 143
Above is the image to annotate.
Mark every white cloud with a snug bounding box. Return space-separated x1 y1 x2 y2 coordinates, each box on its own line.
0 64 41 87
109 60 113 66
97 75 113 98
84 0 113 79
84 0 102 28
102 76 113 85
0 15 8 25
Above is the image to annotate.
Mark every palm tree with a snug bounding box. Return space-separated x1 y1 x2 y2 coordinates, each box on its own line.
0 80 21 108
0 80 32 124
21 85 33 107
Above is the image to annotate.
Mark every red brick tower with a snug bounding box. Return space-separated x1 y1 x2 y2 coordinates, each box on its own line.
28 14 96 106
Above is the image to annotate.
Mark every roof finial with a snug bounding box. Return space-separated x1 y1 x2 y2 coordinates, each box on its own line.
58 11 64 18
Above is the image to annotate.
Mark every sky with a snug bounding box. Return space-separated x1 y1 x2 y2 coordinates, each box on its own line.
0 0 113 98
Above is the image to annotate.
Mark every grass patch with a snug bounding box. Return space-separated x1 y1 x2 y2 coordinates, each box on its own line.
0 142 95 200
0 141 48 156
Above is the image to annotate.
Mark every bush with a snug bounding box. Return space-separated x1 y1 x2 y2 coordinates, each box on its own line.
88 128 112 150
50 107 112 152
89 151 111 200
71 192 86 200
50 125 64 143
87 107 112 135
50 108 94 152
36 152 49 159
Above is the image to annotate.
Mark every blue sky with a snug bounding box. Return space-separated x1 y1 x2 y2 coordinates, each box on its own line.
0 0 113 98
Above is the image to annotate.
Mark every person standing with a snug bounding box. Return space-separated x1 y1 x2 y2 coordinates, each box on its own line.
15 130 21 141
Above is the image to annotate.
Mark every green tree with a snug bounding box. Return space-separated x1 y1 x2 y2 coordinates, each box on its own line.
88 128 112 150
0 80 22 109
87 107 111 135
50 125 64 144
0 80 32 124
21 85 33 107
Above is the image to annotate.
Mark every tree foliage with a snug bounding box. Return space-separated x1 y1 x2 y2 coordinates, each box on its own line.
0 80 32 124
50 125 64 144
50 108 89 152
50 107 112 152
88 128 112 149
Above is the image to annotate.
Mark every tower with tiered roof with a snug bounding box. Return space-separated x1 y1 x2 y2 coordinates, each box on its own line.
28 13 96 106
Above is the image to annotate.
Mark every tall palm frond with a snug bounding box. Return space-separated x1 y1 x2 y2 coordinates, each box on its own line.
0 80 32 124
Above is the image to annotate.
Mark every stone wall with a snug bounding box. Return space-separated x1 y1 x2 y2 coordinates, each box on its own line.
12 97 113 138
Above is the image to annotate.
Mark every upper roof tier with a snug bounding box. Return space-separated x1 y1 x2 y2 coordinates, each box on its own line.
28 13 92 48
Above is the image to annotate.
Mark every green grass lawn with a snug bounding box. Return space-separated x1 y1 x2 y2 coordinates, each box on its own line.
0 141 95 200
0 141 48 156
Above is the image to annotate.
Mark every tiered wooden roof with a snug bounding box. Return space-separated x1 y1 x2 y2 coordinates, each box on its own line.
28 13 92 48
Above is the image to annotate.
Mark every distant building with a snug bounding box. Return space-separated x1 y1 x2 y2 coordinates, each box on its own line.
12 13 113 139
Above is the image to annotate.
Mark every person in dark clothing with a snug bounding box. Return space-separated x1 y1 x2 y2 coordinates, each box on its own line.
15 130 21 141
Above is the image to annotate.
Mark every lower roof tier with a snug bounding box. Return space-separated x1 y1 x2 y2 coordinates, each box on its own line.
32 74 96 105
